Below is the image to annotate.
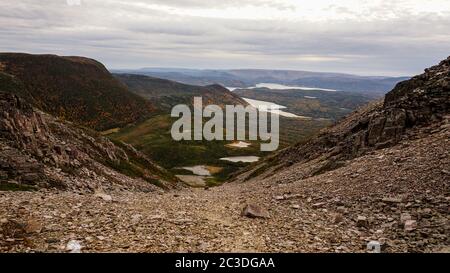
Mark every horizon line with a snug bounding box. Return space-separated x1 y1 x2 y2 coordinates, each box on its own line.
109 66 412 78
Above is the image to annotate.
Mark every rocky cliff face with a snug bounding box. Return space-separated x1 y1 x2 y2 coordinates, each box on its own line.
235 57 450 181
0 53 155 131
0 92 179 192
365 57 449 149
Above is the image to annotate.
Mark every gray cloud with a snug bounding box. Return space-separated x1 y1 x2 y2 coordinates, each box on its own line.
134 0 295 10
0 0 449 76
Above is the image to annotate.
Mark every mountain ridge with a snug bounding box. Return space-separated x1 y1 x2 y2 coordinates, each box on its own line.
0 53 155 131
114 73 248 111
113 67 409 96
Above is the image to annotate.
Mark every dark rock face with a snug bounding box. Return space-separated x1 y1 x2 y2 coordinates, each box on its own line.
385 57 450 122
0 146 48 188
364 57 450 148
242 56 450 181
0 93 50 188
0 92 178 191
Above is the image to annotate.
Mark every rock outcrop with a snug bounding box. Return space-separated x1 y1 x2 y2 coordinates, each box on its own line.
0 92 179 191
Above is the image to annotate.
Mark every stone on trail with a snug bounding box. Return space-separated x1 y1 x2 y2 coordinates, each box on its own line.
312 202 326 209
400 213 412 222
404 220 417 232
66 240 82 253
274 195 285 201
241 204 270 219
333 213 344 224
131 214 142 225
94 189 113 202
24 219 43 234
356 216 369 228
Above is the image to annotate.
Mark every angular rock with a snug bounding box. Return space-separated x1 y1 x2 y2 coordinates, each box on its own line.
312 202 326 209
420 208 433 218
333 213 344 224
24 219 43 234
131 214 142 225
336 206 348 214
94 190 113 202
274 195 285 201
66 240 82 253
404 220 417 232
45 238 60 244
356 216 369 228
400 213 412 223
241 204 270 219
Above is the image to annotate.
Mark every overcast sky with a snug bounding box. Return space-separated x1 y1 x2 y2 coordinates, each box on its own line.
1 0 450 76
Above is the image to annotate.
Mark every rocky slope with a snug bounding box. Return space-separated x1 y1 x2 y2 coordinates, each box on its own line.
234 56 450 182
0 92 179 192
1 125 447 253
0 53 154 131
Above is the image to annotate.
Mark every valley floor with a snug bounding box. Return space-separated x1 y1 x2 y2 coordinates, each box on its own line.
0 129 449 253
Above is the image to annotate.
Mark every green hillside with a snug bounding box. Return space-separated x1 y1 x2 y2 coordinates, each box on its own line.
0 53 155 131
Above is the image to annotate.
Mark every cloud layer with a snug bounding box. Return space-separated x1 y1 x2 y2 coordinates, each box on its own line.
1 0 449 76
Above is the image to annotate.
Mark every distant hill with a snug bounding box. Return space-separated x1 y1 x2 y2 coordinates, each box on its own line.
114 73 248 111
112 67 409 96
0 53 155 131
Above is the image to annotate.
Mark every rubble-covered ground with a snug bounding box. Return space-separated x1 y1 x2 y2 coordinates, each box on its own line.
1 125 448 253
